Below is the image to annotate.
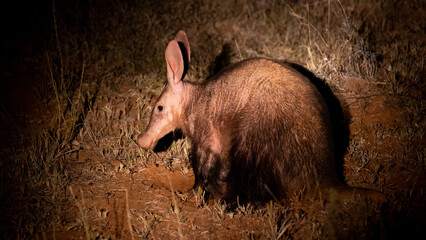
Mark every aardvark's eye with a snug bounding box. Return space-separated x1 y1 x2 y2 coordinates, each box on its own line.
157 105 163 112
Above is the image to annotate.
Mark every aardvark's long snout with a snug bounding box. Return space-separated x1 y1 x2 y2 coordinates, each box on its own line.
136 133 157 150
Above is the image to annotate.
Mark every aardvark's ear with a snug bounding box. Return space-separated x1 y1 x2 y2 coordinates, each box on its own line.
165 40 184 85
175 30 190 63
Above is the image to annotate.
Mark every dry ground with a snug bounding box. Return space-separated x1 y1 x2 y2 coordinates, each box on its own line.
0 0 424 239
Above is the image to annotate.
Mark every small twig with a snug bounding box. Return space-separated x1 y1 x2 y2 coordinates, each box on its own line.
124 189 135 240
110 189 135 240
167 175 184 240
69 186 90 240
234 38 243 60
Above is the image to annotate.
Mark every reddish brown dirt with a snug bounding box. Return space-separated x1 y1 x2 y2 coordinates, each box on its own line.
43 151 274 239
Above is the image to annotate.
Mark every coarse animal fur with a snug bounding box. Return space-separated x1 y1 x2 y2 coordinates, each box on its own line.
137 30 385 204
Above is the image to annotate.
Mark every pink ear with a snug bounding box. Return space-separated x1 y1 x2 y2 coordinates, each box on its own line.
174 30 190 62
165 40 184 85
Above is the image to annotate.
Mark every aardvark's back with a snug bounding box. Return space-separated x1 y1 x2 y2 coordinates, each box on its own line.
185 58 338 202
